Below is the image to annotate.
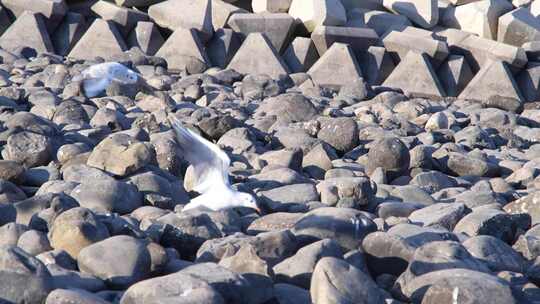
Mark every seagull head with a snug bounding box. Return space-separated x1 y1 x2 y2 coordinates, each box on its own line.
112 66 139 84
124 69 139 84
237 192 261 214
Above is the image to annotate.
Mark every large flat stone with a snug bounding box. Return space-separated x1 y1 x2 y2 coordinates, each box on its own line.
310 25 379 56
341 0 384 10
212 0 248 29
252 0 292 13
346 7 411 37
68 19 127 61
383 51 446 98
148 0 214 42
383 30 449 67
441 0 513 40
155 27 210 74
227 13 296 53
454 34 528 72
288 0 347 32
383 0 439 29
307 42 363 89
227 33 290 79
91 0 149 36
114 0 164 6
0 11 54 54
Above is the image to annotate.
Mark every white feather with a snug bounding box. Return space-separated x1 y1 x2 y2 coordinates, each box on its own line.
74 62 139 98
168 114 230 194
168 114 260 213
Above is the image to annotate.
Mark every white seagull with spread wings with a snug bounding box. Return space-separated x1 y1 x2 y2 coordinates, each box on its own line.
168 114 260 213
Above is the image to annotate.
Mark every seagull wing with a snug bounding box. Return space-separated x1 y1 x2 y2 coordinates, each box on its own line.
168 114 231 194
82 77 112 98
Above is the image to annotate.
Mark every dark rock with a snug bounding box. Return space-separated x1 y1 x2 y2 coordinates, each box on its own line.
408 202 470 230
0 245 54 304
366 137 410 179
398 269 518 303
179 262 274 304
316 177 376 209
3 131 54 168
273 239 343 288
273 283 311 304
310 257 385 304
48 207 110 258
395 240 490 291
155 210 242 259
78 235 159 289
463 235 525 273
45 288 110 304
0 179 27 204
317 117 359 153
196 230 297 267
17 229 52 255
120 271 225 304
292 207 377 250
71 178 143 214
410 171 457 194
453 208 517 243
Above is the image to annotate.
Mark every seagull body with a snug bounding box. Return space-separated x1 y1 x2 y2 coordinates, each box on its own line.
73 62 139 98
168 114 260 213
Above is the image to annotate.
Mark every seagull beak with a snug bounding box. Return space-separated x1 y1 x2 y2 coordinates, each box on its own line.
254 206 262 214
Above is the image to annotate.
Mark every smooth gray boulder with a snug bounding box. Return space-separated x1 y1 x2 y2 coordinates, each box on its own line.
310 257 385 304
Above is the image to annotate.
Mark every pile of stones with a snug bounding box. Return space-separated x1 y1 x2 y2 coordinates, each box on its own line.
0 0 539 303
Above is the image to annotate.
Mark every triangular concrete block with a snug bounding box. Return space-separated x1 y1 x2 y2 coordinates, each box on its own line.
0 11 54 54
517 61 540 102
91 0 149 37
437 54 473 97
52 12 87 57
227 33 290 79
155 27 210 74
68 19 127 61
307 42 363 89
127 21 164 56
207 28 242 69
383 51 446 98
227 13 296 53
283 37 319 73
460 60 524 102
2 0 67 32
357 45 395 86
0 6 11 37
212 0 248 29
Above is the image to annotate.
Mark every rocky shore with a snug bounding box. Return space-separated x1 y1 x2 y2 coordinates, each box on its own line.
0 0 540 303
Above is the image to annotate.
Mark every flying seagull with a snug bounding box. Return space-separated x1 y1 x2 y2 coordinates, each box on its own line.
72 62 139 98
168 114 260 213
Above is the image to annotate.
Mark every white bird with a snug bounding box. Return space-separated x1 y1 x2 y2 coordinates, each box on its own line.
72 62 139 98
168 114 260 213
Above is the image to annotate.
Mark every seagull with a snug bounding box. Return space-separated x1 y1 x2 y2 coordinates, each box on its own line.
168 114 261 213
72 62 139 98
